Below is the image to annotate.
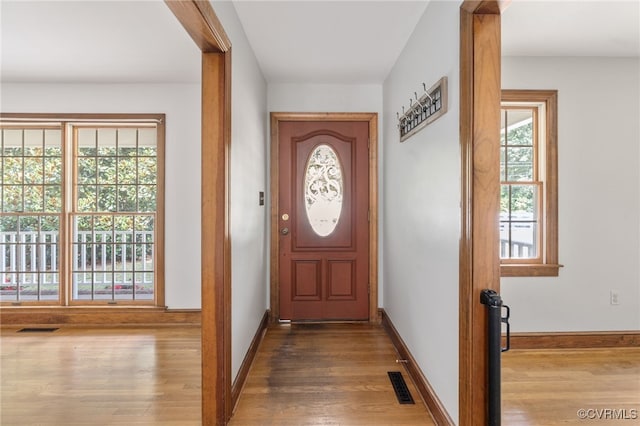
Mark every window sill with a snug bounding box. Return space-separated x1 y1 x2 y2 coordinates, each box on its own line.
501 264 562 277
0 306 201 327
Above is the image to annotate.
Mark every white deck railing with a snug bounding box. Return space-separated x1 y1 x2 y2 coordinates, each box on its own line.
500 239 535 259
0 231 59 287
0 231 154 292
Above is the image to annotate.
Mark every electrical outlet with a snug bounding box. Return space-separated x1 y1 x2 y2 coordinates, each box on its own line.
610 290 620 305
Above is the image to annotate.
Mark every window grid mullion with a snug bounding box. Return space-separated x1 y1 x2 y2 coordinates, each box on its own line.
2 118 160 305
532 108 539 182
111 215 116 301
135 129 140 212
508 185 512 258
132 215 137 300
1 129 3 211
115 129 119 213
20 130 25 213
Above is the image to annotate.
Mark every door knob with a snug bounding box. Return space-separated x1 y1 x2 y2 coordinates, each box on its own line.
280 227 289 235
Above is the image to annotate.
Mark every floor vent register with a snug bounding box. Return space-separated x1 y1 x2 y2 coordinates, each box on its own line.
387 371 415 404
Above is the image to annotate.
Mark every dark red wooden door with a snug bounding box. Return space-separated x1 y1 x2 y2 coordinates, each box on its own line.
278 121 369 320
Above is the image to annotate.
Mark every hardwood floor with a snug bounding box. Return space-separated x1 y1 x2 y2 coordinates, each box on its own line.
229 323 434 426
503 347 640 425
1 326 201 426
2 324 639 425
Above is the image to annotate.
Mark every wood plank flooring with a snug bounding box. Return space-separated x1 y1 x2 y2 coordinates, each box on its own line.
1 326 201 426
229 323 434 426
503 347 640 425
2 324 639 425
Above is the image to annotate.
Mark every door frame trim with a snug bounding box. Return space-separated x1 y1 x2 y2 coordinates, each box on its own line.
459 1 506 424
165 1 232 424
269 112 379 323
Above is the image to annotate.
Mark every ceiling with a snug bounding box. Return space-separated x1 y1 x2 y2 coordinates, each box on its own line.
501 1 640 58
232 1 429 84
0 0 638 85
0 0 201 84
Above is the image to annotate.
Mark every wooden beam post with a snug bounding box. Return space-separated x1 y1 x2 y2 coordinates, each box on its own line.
201 51 232 425
165 2 232 424
460 1 504 424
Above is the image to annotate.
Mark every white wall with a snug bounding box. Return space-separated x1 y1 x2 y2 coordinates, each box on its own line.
213 1 269 381
382 1 460 422
501 56 640 332
1 82 203 309
268 83 383 113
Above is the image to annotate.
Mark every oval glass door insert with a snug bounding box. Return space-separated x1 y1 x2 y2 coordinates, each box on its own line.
304 144 343 237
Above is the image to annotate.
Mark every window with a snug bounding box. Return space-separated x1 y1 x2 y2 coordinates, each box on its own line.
0 126 62 303
500 90 559 277
0 115 164 305
304 144 343 237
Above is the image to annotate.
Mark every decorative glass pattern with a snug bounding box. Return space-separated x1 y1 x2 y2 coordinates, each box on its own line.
304 144 343 237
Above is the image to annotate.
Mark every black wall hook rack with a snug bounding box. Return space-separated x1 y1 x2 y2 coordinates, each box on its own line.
398 76 448 142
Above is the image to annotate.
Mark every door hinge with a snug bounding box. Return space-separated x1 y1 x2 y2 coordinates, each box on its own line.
368 210 370 221
368 283 371 294
368 138 370 149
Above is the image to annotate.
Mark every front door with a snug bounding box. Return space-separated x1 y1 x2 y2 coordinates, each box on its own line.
278 120 369 320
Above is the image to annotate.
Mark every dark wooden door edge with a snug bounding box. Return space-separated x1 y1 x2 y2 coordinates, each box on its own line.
380 309 455 425
269 112 379 324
